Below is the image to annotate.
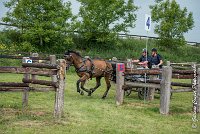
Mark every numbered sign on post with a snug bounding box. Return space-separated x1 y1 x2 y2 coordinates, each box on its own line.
117 63 125 72
145 14 151 32
22 57 32 63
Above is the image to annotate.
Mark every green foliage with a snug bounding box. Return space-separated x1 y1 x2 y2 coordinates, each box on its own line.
150 0 194 49
77 0 138 49
2 0 75 52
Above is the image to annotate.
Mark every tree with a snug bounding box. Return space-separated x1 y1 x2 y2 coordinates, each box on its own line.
150 0 194 49
2 0 75 52
77 0 138 48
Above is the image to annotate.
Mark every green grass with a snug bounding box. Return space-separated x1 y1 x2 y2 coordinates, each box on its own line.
0 73 199 134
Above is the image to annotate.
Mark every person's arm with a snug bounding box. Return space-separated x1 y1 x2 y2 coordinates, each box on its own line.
132 56 142 63
132 59 140 62
158 59 163 66
157 55 163 66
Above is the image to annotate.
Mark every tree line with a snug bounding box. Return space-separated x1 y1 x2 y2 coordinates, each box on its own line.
0 0 194 53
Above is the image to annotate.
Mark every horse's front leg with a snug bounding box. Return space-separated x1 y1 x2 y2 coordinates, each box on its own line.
88 77 102 96
77 75 89 95
76 79 81 94
80 81 90 94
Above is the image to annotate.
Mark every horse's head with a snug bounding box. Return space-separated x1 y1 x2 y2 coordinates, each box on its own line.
64 50 82 70
64 51 74 70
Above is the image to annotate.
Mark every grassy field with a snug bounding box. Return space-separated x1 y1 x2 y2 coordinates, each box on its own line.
0 73 199 134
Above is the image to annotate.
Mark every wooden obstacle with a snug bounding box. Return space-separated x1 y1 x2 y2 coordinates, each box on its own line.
116 61 200 115
0 54 66 119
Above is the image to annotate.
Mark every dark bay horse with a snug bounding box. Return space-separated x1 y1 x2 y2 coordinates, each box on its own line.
64 50 113 99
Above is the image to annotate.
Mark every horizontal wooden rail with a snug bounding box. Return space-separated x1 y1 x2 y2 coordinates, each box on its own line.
172 70 194 75
0 82 29 87
22 78 58 87
0 66 57 76
170 62 195 66
22 63 59 69
146 80 192 87
171 88 193 93
124 81 161 89
0 87 55 92
125 69 161 75
171 66 192 70
125 68 194 75
172 74 194 79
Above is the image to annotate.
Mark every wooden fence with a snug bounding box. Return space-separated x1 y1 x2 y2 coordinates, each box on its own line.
0 54 66 119
116 62 200 115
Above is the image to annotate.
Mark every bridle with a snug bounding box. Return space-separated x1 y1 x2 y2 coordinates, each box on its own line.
64 54 74 70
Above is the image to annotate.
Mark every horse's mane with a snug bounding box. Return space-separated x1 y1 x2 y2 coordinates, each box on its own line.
65 50 82 57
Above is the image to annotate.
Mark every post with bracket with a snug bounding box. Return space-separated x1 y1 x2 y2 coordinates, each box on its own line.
54 59 66 119
116 63 125 106
22 57 31 108
160 63 172 115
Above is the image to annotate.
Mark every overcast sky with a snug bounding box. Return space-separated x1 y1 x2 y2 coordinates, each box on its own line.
0 0 199 42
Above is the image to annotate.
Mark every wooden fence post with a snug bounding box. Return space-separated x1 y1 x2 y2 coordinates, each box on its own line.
50 55 57 82
197 68 200 113
116 63 125 106
31 53 38 81
160 65 172 115
54 59 66 119
147 75 157 100
22 57 30 108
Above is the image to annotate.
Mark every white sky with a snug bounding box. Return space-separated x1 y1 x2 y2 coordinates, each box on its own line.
0 0 199 42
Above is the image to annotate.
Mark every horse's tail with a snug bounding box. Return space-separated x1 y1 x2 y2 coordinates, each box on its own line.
106 61 116 82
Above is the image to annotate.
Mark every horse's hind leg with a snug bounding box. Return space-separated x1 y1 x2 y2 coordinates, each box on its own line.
88 77 102 96
102 74 111 99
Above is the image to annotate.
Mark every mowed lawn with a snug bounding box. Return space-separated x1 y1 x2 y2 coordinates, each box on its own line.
0 73 199 134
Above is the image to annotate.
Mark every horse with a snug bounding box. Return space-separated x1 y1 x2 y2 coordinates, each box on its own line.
64 50 113 99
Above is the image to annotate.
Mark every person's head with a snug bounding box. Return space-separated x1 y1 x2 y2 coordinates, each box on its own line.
142 48 148 56
151 48 157 56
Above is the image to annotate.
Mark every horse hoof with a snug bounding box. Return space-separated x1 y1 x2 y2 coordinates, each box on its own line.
80 91 84 95
88 91 92 96
101 96 106 99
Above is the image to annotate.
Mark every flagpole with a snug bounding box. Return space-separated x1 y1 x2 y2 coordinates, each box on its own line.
144 14 151 102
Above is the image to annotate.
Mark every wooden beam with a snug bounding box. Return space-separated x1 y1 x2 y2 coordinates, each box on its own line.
0 82 29 87
0 66 57 76
115 63 125 106
171 88 193 93
22 78 58 87
172 74 194 79
0 87 55 92
160 66 172 115
0 87 27 92
172 70 194 74
22 63 59 69
148 75 157 100
170 62 195 66
54 59 66 119
125 68 161 75
145 80 192 87
124 81 160 89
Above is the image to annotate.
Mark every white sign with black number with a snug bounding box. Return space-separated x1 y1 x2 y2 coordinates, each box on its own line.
145 14 151 32
23 57 32 63
26 59 32 63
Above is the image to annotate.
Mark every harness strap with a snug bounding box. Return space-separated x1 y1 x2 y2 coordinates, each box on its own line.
75 58 95 79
